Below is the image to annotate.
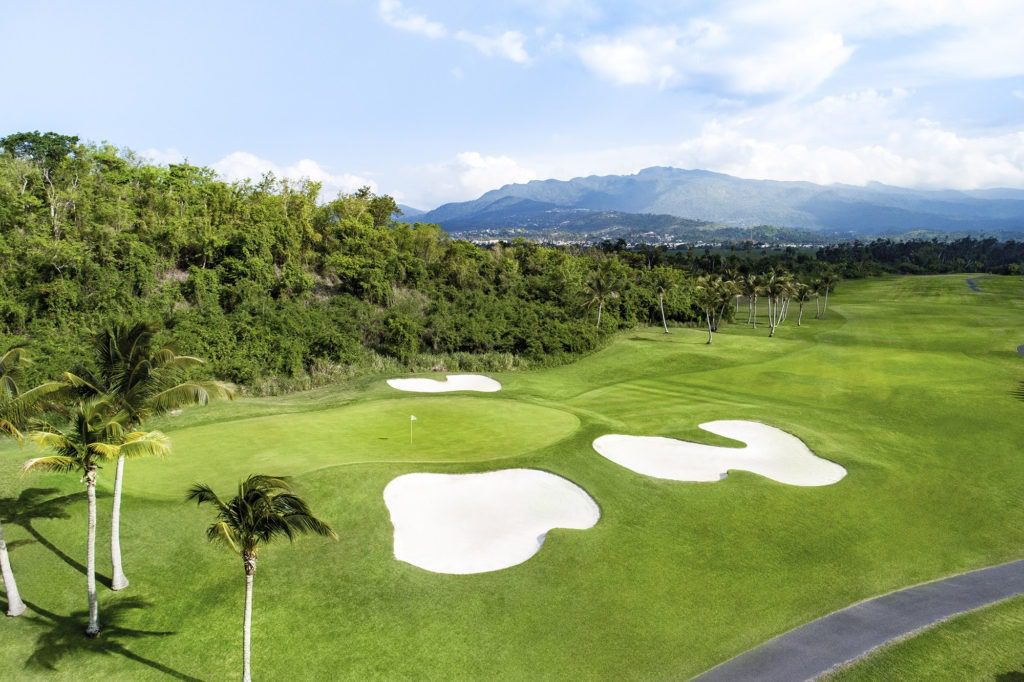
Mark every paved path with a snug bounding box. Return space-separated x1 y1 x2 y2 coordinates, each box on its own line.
694 559 1024 682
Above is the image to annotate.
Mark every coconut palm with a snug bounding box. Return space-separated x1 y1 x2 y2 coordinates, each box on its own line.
741 273 762 328
64 322 234 591
584 261 621 329
186 475 336 682
794 283 814 326
23 401 170 636
0 344 64 618
763 270 796 337
694 276 735 344
817 273 838 318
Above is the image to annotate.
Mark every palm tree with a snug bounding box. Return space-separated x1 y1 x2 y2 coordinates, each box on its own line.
695 276 734 344
584 261 621 329
762 270 796 337
23 400 170 636
817 273 838 318
794 283 813 326
743 273 763 328
0 344 63 618
64 322 234 591
186 475 336 682
650 266 676 334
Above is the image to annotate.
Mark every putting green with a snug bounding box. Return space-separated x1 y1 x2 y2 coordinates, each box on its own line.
127 397 580 498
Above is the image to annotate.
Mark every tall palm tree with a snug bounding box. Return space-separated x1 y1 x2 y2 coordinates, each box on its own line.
584 261 621 329
794 283 813 326
23 400 170 636
763 270 796 337
64 322 234 590
817 273 838 318
186 475 336 682
0 344 63 618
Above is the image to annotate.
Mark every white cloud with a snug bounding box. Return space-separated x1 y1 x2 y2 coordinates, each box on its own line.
212 152 376 200
377 1 530 64
456 30 530 63
377 0 446 39
577 22 850 94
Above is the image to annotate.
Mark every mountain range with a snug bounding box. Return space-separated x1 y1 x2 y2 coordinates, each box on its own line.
399 167 1024 239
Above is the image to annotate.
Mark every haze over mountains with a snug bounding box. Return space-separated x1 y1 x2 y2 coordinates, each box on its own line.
400 167 1024 239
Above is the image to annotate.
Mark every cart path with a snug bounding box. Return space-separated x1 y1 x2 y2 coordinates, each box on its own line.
693 559 1024 682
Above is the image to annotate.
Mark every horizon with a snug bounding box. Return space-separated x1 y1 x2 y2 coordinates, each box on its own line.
2 1 1023 208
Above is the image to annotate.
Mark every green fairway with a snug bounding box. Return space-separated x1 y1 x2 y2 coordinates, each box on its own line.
1 274 1023 680
828 595 1024 680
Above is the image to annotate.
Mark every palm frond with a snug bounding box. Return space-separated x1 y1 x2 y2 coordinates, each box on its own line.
119 430 171 459
22 456 78 474
186 482 226 508
28 431 71 452
206 521 240 553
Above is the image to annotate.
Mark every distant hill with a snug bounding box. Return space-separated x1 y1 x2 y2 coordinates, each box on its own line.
397 204 425 218
401 167 1024 237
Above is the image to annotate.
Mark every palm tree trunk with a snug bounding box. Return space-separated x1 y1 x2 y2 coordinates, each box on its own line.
86 467 100 637
705 312 713 344
815 295 821 319
110 454 129 591
596 300 603 329
752 296 757 328
0 521 27 617
823 289 830 317
767 297 776 337
798 302 805 326
659 294 668 333
243 553 256 682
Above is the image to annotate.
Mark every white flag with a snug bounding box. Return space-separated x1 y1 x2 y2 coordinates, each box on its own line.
410 415 417 421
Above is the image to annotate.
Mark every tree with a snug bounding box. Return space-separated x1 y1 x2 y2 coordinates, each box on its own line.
694 276 733 344
741 273 761 328
817 272 838 318
0 344 63 617
64 322 235 591
794 283 813 326
584 260 622 329
762 270 795 337
186 475 336 682
650 266 676 333
23 401 170 636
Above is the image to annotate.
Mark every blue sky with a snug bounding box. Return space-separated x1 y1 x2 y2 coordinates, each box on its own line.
2 1 1023 208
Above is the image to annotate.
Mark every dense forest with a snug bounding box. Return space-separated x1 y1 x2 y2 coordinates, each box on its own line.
1 132 1021 391
0 132 698 390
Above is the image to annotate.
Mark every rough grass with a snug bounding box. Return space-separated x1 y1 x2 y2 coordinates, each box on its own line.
827 595 1024 680
0 273 1022 680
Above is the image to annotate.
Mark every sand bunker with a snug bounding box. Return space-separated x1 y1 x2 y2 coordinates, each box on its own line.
383 469 599 574
386 374 501 393
593 420 846 486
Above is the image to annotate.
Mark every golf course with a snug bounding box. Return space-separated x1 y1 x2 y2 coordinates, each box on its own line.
1 273 1022 680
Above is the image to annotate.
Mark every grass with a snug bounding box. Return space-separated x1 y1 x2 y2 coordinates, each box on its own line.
828 595 1024 680
1 273 1022 680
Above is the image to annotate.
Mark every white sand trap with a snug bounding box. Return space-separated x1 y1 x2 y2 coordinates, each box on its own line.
383 469 599 574
593 420 846 487
386 374 501 393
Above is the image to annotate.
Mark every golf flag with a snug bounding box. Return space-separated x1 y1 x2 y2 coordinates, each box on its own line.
410 415 417 421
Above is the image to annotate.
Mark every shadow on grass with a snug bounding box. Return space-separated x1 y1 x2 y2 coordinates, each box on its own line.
0 488 112 588
994 672 1024 681
22 597 202 681
1012 382 1024 402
